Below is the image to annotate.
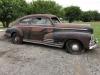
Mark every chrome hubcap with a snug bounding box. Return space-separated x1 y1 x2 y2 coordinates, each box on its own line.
72 44 79 51
15 37 19 42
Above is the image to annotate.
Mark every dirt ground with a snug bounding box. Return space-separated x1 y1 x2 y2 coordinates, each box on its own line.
0 31 100 75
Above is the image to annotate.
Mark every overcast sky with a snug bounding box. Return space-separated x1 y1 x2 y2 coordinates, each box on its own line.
25 0 100 12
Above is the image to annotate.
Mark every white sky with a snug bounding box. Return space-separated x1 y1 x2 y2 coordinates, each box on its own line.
25 0 100 12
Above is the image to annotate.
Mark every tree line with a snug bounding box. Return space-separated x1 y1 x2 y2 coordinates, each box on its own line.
0 0 100 27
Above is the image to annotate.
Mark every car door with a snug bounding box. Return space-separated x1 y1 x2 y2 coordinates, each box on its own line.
17 17 32 39
29 17 54 42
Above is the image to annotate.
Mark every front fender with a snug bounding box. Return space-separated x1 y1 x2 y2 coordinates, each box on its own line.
54 31 91 49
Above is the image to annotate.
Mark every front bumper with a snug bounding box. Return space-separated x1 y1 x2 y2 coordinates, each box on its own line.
89 44 98 50
89 35 98 50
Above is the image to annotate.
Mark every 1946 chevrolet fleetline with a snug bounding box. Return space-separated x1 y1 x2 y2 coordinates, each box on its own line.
5 14 98 54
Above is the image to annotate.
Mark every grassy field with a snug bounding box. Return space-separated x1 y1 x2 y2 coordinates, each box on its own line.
0 21 100 44
91 22 100 44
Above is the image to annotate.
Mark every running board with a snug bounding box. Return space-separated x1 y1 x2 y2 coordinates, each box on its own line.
23 39 63 48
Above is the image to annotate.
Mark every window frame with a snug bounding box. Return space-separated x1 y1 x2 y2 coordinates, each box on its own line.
50 17 61 25
31 16 52 26
19 16 53 26
19 17 33 25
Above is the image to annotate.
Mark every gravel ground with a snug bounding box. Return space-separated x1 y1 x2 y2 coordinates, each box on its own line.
0 31 100 75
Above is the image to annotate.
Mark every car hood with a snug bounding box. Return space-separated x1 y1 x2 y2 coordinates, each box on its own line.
55 23 93 33
55 23 91 29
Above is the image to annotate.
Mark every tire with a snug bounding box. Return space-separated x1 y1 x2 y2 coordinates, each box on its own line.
65 40 84 54
11 33 23 44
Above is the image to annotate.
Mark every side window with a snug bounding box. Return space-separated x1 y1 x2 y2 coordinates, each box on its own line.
31 17 51 25
51 17 60 24
20 17 32 24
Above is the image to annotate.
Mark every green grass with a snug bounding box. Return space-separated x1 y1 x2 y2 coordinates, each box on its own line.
91 22 100 44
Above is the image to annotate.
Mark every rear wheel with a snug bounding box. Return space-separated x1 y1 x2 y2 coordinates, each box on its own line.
11 33 23 44
65 40 85 54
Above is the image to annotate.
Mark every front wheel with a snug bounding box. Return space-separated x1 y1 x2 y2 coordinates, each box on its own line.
11 33 23 44
65 40 85 54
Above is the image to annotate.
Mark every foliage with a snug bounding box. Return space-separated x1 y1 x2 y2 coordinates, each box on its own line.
80 11 100 22
92 11 100 21
0 0 3 15
0 0 28 27
0 0 100 28
64 6 81 22
80 11 93 22
28 0 63 17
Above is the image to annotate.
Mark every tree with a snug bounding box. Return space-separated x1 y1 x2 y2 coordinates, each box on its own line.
64 6 81 23
96 13 100 21
0 0 28 27
80 11 100 22
28 0 63 17
80 11 93 22
92 11 100 21
0 0 3 15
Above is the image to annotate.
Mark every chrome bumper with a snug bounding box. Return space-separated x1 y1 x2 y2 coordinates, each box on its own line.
89 35 98 50
89 44 98 50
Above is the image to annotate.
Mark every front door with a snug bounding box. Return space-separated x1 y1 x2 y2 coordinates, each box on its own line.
29 17 54 41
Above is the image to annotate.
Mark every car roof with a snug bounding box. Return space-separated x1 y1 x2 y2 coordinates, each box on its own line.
22 14 57 18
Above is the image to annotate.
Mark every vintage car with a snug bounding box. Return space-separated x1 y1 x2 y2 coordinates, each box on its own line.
5 14 98 54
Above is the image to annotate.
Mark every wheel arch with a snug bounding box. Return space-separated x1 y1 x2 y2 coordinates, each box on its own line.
63 39 84 49
10 28 23 38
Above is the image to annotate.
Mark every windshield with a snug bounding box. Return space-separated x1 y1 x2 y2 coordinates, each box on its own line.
51 17 60 24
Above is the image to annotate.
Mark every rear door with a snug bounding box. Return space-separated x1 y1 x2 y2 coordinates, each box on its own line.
17 17 33 39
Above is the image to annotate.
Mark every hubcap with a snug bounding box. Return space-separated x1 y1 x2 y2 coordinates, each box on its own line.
71 44 79 51
14 36 19 42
